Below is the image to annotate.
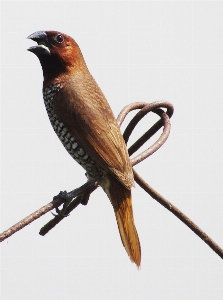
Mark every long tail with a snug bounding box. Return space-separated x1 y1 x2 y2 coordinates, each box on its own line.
101 174 141 267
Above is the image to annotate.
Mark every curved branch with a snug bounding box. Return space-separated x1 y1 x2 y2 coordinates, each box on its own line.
130 109 171 166
133 169 223 259
1 100 223 262
0 101 171 241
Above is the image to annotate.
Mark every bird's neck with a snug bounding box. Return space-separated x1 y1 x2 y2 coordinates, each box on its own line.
39 55 87 87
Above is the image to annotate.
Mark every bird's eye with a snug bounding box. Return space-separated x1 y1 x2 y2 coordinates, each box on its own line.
55 34 64 44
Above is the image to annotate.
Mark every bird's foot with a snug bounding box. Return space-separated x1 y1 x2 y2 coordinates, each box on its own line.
53 190 72 217
52 181 96 217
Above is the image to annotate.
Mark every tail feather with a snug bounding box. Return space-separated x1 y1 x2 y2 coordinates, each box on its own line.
101 174 141 267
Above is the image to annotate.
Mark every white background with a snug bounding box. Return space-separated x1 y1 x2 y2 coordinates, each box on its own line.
1 1 223 299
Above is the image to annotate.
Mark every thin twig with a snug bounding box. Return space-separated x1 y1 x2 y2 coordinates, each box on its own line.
133 169 223 259
0 197 64 242
1 101 223 262
130 108 171 166
1 101 170 241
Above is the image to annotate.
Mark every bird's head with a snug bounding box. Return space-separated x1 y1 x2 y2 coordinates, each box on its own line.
27 30 86 84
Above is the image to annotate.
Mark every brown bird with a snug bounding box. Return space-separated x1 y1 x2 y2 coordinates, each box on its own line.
27 30 141 266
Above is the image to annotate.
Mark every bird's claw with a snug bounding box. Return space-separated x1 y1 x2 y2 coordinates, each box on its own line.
55 206 70 217
53 190 72 217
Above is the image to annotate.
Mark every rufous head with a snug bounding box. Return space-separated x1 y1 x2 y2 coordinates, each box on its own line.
27 30 87 84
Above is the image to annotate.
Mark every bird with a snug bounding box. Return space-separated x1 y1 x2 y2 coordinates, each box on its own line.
27 30 141 267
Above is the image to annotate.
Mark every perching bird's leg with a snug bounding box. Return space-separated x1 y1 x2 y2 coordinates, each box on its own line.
53 180 96 216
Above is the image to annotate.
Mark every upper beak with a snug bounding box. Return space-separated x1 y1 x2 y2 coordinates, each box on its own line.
27 31 50 56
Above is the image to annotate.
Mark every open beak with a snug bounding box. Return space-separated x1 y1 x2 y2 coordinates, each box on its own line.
27 31 50 56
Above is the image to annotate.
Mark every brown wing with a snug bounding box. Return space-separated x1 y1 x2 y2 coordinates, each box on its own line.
53 73 134 189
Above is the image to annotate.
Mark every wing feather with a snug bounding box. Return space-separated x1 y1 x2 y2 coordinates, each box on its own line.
53 74 134 189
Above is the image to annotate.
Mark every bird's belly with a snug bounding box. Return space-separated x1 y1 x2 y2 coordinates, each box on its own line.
43 84 104 180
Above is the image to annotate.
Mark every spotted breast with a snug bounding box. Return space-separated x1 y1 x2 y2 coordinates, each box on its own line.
43 83 105 181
